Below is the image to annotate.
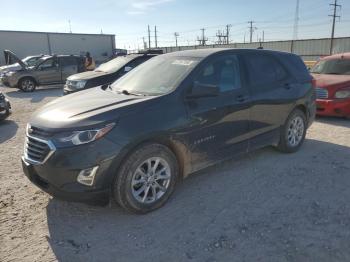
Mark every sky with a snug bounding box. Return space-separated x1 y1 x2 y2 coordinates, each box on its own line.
1 0 349 50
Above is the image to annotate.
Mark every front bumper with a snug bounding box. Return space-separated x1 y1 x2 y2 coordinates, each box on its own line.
22 137 123 204
316 98 350 117
63 84 80 95
0 99 11 119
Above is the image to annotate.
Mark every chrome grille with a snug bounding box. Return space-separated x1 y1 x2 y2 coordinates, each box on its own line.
315 87 328 99
29 126 52 138
24 126 56 165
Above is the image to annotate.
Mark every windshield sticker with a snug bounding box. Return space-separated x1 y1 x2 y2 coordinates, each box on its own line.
172 60 195 66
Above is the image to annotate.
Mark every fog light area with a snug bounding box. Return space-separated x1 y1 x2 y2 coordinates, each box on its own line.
77 166 99 186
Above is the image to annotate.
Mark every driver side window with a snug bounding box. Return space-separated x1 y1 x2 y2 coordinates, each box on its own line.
38 58 57 70
194 55 241 92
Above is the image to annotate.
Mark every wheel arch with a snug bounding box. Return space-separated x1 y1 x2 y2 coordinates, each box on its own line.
109 134 191 185
18 75 38 86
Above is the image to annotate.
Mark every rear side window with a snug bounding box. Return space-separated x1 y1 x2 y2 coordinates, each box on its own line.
244 53 288 86
280 54 311 82
60 57 77 67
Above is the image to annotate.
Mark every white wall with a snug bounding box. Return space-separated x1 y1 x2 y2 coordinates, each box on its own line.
0 31 115 65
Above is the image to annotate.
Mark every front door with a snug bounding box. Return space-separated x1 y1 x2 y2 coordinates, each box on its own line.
35 57 61 84
184 54 251 171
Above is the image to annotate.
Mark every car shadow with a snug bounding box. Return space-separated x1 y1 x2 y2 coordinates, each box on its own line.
4 86 63 103
0 119 18 143
45 139 350 261
316 116 350 128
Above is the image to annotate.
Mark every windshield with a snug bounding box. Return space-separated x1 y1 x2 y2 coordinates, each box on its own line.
110 55 200 95
310 59 350 75
95 56 132 73
22 56 42 67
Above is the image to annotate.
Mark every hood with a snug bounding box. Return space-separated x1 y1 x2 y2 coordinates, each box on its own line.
4 50 26 69
67 70 108 81
30 87 157 130
0 63 22 73
311 73 350 90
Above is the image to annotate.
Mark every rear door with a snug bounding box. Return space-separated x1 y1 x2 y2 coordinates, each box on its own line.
242 52 296 150
184 54 251 170
35 57 61 84
60 57 79 81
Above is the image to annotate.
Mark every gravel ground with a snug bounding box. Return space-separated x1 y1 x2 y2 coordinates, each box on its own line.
0 85 350 262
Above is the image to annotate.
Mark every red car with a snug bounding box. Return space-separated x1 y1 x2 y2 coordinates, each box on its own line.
310 52 350 118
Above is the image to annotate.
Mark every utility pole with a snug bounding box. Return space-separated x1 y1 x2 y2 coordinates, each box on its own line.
226 24 232 44
68 20 72 33
293 0 300 40
143 37 147 50
216 30 225 45
154 26 158 48
329 0 341 54
148 25 151 50
248 21 256 43
262 30 265 42
197 28 208 46
174 32 179 47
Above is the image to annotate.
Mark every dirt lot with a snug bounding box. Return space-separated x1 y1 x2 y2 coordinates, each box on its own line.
0 85 350 262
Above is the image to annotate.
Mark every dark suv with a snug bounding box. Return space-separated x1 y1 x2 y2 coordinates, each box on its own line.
22 49 316 213
63 53 157 95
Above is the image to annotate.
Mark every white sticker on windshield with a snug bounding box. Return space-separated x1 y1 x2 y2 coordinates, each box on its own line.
172 60 195 66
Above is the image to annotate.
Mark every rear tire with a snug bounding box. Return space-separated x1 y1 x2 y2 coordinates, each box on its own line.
113 143 179 214
19 77 36 92
277 109 307 153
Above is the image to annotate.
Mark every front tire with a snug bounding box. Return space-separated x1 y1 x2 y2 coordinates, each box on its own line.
113 143 179 214
277 109 307 153
19 77 36 92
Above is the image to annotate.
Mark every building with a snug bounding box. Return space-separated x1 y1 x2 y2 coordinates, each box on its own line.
0 30 116 65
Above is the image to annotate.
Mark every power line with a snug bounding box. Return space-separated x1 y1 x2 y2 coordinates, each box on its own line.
329 0 341 54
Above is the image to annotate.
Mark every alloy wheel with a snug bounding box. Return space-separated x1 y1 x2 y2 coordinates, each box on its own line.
131 157 171 204
287 115 305 147
22 80 34 91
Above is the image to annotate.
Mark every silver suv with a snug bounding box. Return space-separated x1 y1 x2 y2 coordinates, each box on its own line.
1 50 85 92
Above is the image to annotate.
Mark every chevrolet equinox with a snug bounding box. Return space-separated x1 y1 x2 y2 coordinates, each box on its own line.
22 49 316 213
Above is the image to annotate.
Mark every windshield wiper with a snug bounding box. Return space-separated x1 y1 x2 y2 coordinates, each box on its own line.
117 89 144 96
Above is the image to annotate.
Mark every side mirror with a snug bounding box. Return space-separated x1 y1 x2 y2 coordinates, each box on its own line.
124 66 132 72
186 82 219 99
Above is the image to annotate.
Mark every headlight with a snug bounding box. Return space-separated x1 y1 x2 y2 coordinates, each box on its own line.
55 123 115 146
5 71 15 77
76 81 87 89
335 89 350 99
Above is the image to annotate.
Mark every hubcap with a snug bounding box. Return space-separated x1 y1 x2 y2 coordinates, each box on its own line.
22 80 34 91
287 116 304 147
131 157 171 204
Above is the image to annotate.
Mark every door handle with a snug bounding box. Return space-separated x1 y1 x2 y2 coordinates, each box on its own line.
236 95 248 102
284 83 293 90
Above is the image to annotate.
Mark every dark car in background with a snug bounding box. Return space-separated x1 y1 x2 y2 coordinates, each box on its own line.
0 92 11 120
310 52 350 118
22 48 315 213
63 52 158 95
1 51 85 92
